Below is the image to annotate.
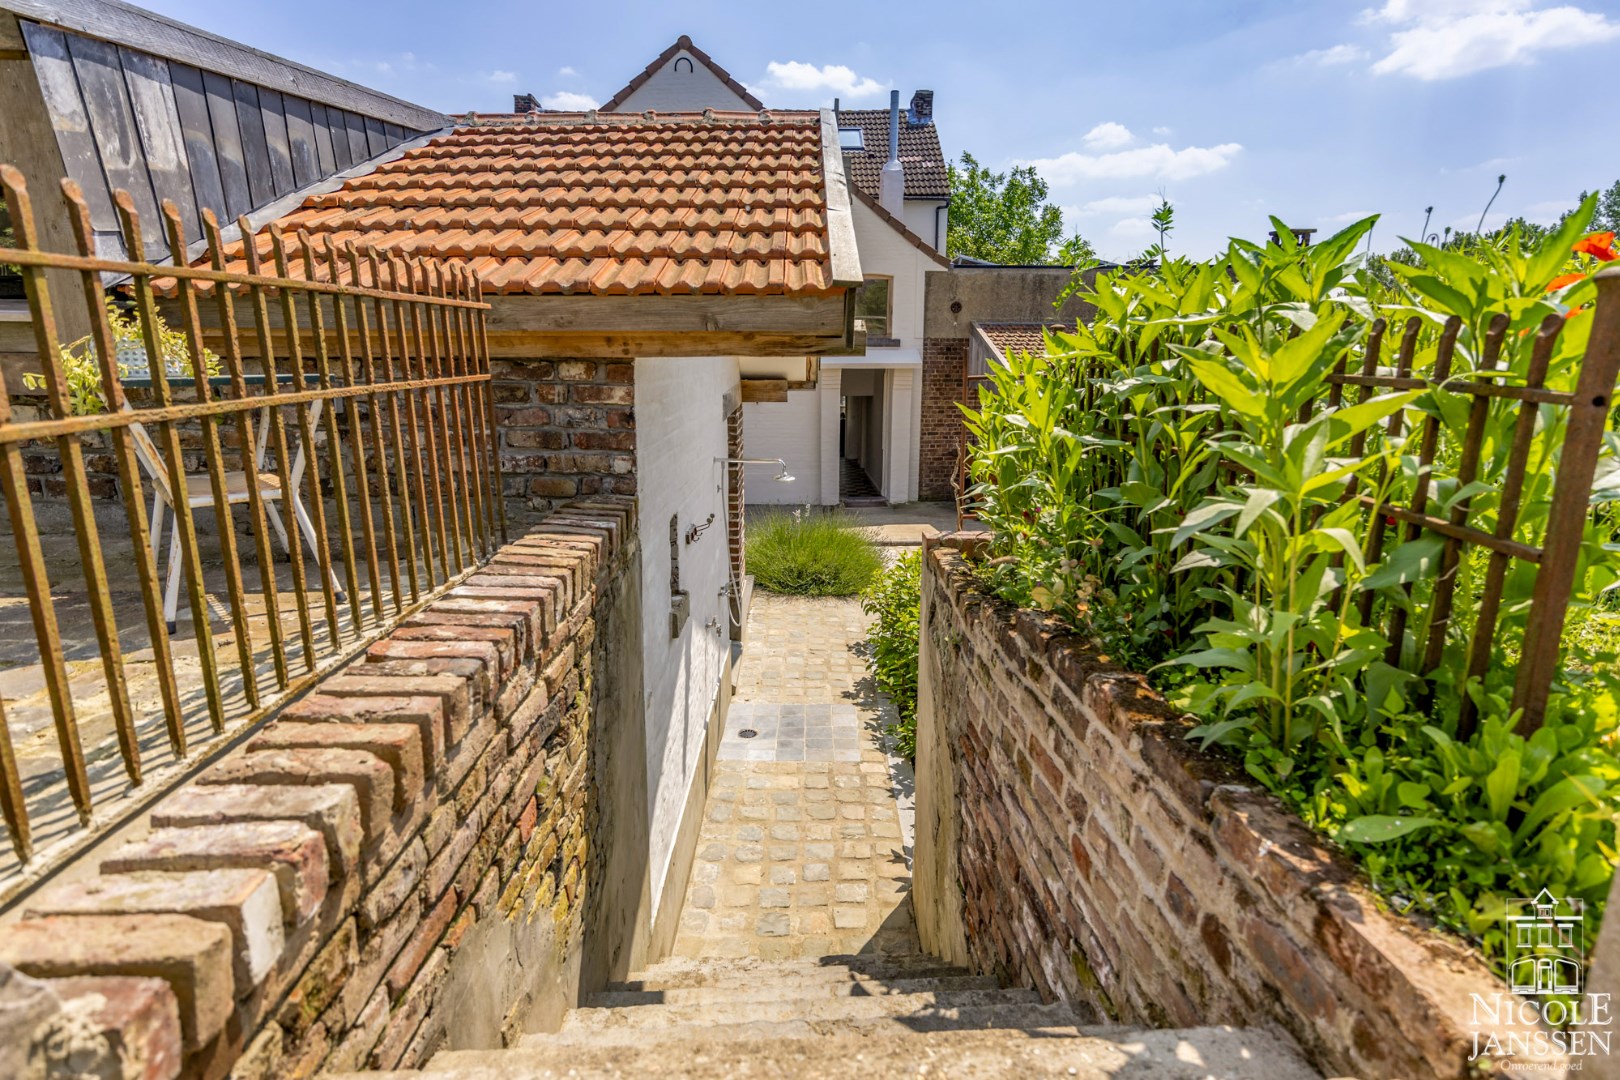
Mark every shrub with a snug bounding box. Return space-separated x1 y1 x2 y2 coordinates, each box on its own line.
747 508 882 597
963 203 1620 976
861 550 921 758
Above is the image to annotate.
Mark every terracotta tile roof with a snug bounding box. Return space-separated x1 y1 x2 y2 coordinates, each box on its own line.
836 109 948 201
976 322 1064 361
602 35 764 113
215 111 839 296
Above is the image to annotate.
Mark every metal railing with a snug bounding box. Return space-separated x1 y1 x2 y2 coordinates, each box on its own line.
958 278 1620 739
0 164 505 879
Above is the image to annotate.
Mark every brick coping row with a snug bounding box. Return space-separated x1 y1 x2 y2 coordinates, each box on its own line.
0 496 637 1079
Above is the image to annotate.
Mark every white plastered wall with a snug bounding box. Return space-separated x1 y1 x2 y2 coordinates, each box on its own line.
633 356 738 914
612 51 752 113
740 390 820 505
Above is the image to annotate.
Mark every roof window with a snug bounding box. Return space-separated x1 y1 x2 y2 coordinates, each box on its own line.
838 127 865 151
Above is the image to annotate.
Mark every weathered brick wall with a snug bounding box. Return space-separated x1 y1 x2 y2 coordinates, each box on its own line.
492 359 636 522
918 337 966 501
913 536 1525 1080
11 356 638 524
0 497 645 1079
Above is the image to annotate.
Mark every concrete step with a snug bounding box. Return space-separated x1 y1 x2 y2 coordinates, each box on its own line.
521 1000 1096 1048
551 987 1048 1036
614 953 973 990
587 973 1003 1007
364 1024 1318 1079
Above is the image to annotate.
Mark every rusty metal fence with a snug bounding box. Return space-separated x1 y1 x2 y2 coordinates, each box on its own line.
960 276 1620 739
0 165 505 878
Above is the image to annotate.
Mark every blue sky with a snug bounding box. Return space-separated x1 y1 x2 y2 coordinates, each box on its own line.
141 0 1620 262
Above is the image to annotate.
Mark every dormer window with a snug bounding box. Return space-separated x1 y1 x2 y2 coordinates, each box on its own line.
838 127 865 151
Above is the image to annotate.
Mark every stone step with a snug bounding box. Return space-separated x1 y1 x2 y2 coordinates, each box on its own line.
358 1024 1318 1079
588 973 1003 1007
521 1000 1097 1048
551 987 1048 1036
614 953 972 990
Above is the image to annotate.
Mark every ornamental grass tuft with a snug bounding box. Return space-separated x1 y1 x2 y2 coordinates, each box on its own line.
747 508 882 597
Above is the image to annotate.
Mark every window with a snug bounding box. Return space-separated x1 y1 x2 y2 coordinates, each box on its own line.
838 127 865 151
852 276 892 342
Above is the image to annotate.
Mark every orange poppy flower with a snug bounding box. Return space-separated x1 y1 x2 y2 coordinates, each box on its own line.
1547 272 1586 292
1573 232 1618 262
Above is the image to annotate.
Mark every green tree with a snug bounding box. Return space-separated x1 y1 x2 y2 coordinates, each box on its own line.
1576 179 1620 233
946 152 1077 265
1054 232 1098 269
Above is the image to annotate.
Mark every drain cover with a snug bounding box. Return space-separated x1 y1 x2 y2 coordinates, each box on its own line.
739 728 758 739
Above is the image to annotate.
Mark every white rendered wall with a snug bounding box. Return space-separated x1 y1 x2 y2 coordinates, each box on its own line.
887 367 916 502
634 356 738 913
740 389 821 505
819 367 842 506
612 51 752 113
902 199 949 254
852 198 931 348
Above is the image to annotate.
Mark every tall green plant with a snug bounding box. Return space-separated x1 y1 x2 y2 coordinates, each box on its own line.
961 201 1620 974
861 551 921 759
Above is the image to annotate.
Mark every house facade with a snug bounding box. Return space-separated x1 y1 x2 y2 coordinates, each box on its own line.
585 38 951 507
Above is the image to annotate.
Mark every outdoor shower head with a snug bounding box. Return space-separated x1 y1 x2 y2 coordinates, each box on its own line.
718 457 794 483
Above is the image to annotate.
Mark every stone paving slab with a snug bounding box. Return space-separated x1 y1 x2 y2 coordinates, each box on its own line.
673 594 917 962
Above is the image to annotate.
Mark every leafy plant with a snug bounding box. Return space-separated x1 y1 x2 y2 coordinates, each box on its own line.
22 298 219 415
860 550 921 758
747 508 882 597
960 199 1620 976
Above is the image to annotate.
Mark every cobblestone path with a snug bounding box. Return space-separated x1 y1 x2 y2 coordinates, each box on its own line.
671 593 918 961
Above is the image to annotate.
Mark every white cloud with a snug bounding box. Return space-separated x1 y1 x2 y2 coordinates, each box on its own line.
354 51 434 78
557 65 579 78
1081 122 1135 151
1523 198 1575 222
1323 209 1380 224
1023 141 1243 185
1109 217 1158 240
487 70 517 84
1294 43 1369 66
1072 194 1163 216
1366 0 1620 80
1151 126 1172 137
542 90 599 110
750 60 887 102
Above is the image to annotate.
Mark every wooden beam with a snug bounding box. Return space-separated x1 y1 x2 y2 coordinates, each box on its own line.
740 378 788 403
486 330 857 359
819 107 863 288
485 293 849 336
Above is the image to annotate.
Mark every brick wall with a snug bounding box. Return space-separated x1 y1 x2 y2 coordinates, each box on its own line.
11 357 638 528
725 403 743 586
0 498 644 1079
913 536 1532 1080
493 359 636 523
918 337 967 501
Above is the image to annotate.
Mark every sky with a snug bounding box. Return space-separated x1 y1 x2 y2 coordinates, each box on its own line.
137 0 1620 263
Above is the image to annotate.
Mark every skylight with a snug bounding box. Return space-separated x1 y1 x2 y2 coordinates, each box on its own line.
838 127 865 151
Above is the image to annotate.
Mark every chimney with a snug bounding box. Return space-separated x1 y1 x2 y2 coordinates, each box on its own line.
513 92 539 113
880 89 905 216
909 89 933 125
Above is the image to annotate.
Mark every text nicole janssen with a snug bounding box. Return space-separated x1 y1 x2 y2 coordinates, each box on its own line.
1470 993 1614 1062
